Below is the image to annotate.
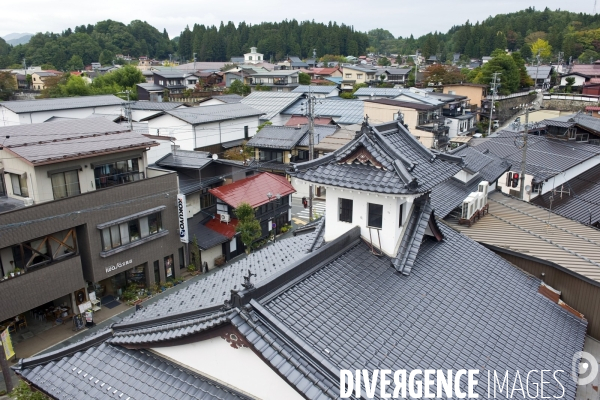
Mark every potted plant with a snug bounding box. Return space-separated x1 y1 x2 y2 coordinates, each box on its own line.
15 268 21 276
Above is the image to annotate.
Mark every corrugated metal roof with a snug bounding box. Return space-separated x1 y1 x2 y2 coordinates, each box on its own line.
446 191 600 284
130 101 187 111
247 125 308 149
155 150 212 169
526 65 553 79
240 92 302 120
291 85 338 94
532 163 600 227
0 118 156 165
0 95 125 113
547 113 600 133
354 87 402 97
474 130 600 180
283 98 364 124
166 103 262 125
212 94 243 103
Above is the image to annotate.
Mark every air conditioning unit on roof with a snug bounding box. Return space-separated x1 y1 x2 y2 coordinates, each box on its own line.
478 181 489 205
461 193 478 220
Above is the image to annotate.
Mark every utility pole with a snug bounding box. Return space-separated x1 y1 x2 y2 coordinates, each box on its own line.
413 50 420 86
307 86 315 221
487 72 501 136
535 50 541 90
0 341 13 394
519 106 530 200
193 53 197 71
118 90 132 131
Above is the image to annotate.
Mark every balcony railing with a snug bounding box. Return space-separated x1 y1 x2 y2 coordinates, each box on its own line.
95 171 145 189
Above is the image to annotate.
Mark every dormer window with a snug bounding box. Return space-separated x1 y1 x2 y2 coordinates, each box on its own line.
367 203 383 229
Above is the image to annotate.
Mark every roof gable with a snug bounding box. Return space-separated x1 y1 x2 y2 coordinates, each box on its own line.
209 172 296 208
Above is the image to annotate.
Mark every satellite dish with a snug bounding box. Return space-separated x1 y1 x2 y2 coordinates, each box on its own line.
525 185 531 193
212 154 218 160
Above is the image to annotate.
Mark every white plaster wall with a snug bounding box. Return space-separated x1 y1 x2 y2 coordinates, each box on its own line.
0 107 20 126
13 105 124 124
295 180 416 256
560 75 587 86
145 139 173 165
199 99 226 107
146 167 172 178
2 157 36 202
153 337 302 399
0 248 14 275
201 244 223 270
131 110 163 122
185 193 201 217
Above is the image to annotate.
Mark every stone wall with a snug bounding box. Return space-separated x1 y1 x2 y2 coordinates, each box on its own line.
542 99 600 112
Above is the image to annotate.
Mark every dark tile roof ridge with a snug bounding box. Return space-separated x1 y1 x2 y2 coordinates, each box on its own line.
490 193 600 248
386 122 437 161
446 143 468 154
241 302 340 397
307 217 326 252
392 196 433 275
14 329 113 370
370 123 417 170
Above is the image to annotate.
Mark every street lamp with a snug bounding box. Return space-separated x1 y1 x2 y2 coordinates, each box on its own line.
266 192 281 241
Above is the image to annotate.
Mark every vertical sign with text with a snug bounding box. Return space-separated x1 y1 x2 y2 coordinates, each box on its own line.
177 194 189 243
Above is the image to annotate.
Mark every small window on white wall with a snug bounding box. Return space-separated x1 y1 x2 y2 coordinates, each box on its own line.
399 203 404 227
367 203 383 229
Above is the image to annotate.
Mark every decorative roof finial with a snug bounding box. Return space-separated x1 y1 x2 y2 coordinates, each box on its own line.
241 270 256 290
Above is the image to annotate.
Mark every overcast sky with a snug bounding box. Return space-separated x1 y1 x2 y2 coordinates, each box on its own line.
0 0 595 40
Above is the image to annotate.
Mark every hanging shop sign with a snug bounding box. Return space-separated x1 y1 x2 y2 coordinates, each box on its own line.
177 194 189 243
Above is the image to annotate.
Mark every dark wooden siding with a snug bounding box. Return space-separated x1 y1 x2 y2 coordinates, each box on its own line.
491 247 600 339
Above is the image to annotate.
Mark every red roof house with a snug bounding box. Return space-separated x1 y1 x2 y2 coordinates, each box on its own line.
209 172 296 209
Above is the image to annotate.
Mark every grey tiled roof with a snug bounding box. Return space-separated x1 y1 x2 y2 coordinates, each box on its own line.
212 94 243 103
18 342 251 399
188 215 229 251
545 113 600 134
282 98 364 124
291 85 338 94
240 92 303 120
263 225 587 399
130 101 186 111
247 125 308 149
0 95 125 113
0 118 156 165
532 163 600 227
166 103 263 125
120 219 325 324
392 196 433 275
155 150 212 169
430 145 510 218
354 87 402 97
473 131 600 181
291 122 463 194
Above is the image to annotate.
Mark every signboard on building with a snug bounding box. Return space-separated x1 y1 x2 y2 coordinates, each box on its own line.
177 194 189 243
1 328 15 360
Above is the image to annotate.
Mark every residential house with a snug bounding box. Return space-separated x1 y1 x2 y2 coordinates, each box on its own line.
526 65 554 89
482 56 492 64
560 72 590 87
12 121 586 399
246 70 300 92
363 98 449 150
240 92 303 125
145 103 262 152
0 118 183 324
149 149 258 267
353 87 403 100
209 172 295 240
97 65 120 75
541 113 600 145
340 65 377 90
151 70 187 95
282 97 364 125
0 95 125 126
291 85 340 98
198 94 243 107
375 68 412 85
247 124 337 176
310 67 342 81
129 101 189 124
442 83 488 109
570 60 600 79
278 56 308 70
474 130 600 202
30 71 59 91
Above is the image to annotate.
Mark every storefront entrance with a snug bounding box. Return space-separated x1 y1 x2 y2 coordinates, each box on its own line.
96 263 148 298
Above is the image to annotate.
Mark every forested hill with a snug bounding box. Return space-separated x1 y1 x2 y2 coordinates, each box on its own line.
2 8 600 71
0 20 174 70
368 7 600 63
175 21 369 62
0 19 369 70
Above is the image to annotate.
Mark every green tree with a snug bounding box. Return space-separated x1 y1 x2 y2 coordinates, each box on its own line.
299 72 311 85
40 63 56 70
378 57 391 66
565 76 575 93
235 202 262 253
530 38 552 59
224 79 250 96
0 71 17 100
257 121 272 132
511 52 534 88
9 381 49 399
65 55 84 71
99 49 114 65
474 49 520 94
